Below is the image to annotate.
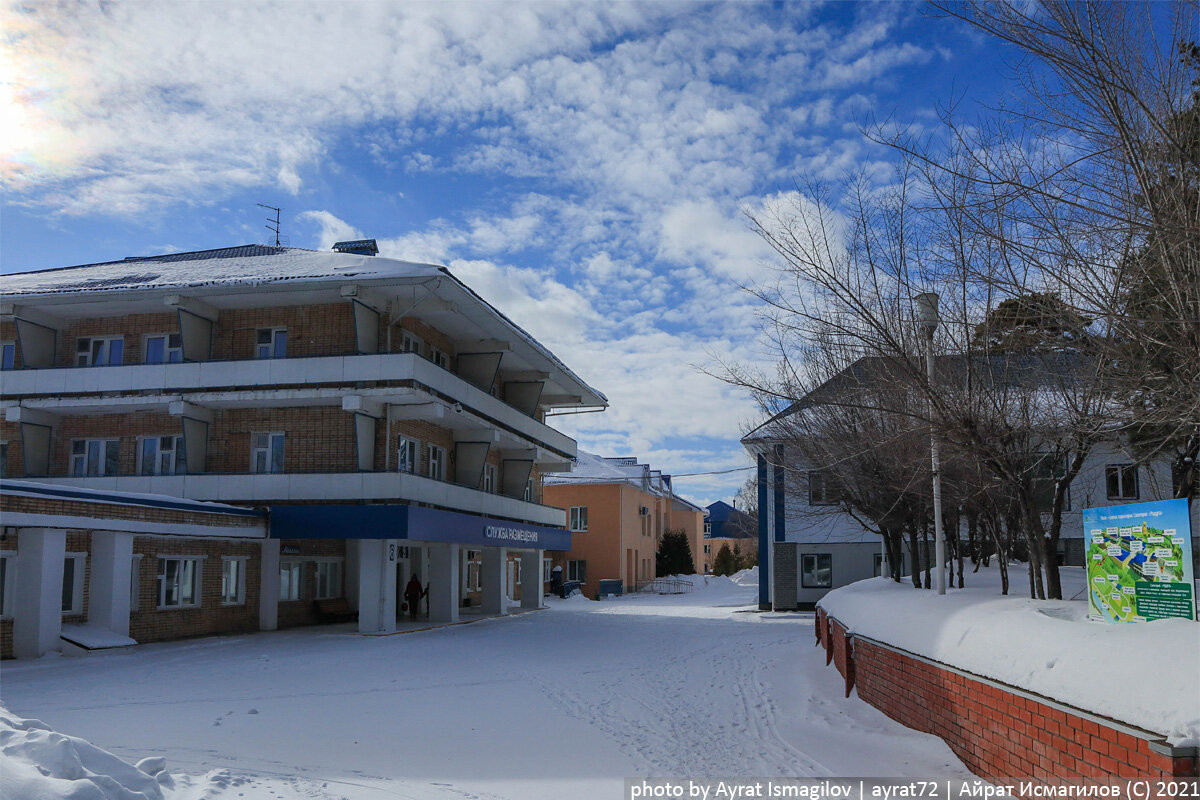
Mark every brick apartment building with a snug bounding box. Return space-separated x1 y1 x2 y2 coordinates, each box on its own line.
542 452 705 597
0 242 606 658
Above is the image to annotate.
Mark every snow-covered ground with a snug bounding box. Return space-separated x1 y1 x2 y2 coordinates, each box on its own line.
819 565 1200 746
1 572 971 800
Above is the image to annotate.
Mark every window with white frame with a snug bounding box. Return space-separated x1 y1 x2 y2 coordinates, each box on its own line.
139 435 186 475
523 478 534 502
221 557 247 605
808 470 840 505
129 554 142 612
1 341 15 370
279 560 304 601
483 463 497 494
801 553 832 588
0 551 15 619
255 327 287 359
144 333 183 364
567 559 586 582
251 432 286 474
464 550 481 593
542 558 551 584
157 556 202 608
400 331 423 355
704 544 711 554
76 336 124 366
397 435 418 474
428 346 450 370
315 560 342 599
71 439 120 477
704 520 711 535
426 444 446 481
1106 464 1139 501
569 506 588 532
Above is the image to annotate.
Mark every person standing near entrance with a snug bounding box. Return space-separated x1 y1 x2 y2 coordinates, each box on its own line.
404 574 425 620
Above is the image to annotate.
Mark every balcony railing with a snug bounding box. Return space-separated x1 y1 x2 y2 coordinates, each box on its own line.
0 352 575 457
26 469 566 528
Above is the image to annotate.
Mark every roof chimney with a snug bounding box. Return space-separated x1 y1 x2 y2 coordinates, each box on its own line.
332 239 379 256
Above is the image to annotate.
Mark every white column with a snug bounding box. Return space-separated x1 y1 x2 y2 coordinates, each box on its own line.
356 539 398 633
13 528 66 659
480 546 507 616
87 532 134 638
259 539 280 632
520 549 543 610
428 543 460 623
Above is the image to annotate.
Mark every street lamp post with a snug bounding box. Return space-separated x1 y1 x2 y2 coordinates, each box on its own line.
914 292 946 595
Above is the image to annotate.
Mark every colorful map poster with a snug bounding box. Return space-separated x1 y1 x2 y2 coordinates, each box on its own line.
1083 498 1195 623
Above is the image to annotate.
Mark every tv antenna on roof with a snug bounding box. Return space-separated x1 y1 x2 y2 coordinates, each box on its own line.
258 204 282 246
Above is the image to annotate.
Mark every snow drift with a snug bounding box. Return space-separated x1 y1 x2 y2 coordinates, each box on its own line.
0 705 169 800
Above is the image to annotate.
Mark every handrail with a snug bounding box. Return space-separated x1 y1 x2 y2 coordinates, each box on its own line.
637 577 694 595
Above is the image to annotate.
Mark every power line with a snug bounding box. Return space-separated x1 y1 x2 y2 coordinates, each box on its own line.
670 465 756 478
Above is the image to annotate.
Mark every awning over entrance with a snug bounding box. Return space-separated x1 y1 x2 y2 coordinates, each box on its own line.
268 503 572 550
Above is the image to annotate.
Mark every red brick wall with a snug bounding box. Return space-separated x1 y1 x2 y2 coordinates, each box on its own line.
215 304 357 360
59 313 179 366
130 536 262 644
816 609 1198 782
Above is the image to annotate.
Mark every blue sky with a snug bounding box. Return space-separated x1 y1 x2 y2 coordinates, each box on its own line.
1 1 1013 506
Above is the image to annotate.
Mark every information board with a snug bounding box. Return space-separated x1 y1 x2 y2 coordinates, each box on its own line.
1083 498 1195 623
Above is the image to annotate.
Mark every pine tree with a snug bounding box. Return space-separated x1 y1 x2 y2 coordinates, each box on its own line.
655 529 695 576
711 543 736 576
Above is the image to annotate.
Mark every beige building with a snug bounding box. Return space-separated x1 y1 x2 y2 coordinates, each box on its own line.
542 453 705 598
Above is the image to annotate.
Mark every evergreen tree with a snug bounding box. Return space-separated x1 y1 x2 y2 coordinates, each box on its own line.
711 543 736 576
655 529 695 576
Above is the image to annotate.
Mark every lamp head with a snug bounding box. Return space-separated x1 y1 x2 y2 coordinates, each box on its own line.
914 292 940 333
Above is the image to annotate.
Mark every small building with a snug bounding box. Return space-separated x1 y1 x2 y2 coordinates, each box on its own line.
702 500 757 574
0 242 606 657
542 452 706 597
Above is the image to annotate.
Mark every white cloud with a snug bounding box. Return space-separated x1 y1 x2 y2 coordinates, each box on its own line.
298 210 361 250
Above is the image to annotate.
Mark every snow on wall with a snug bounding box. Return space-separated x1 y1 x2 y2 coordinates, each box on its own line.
817 567 1200 745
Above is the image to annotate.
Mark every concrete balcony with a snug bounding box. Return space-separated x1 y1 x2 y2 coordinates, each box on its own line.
27 471 567 528
0 353 575 457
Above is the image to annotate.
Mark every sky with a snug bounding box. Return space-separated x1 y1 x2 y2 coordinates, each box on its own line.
0 1 1014 507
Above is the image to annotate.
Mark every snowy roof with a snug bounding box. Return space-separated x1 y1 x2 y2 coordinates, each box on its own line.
0 245 440 296
0 479 264 516
1 245 607 406
544 451 705 513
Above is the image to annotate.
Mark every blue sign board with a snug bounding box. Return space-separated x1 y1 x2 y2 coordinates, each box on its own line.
269 503 571 550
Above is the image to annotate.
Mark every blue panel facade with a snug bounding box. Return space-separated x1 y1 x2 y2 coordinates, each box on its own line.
269 504 572 550
757 453 770 608
773 444 785 544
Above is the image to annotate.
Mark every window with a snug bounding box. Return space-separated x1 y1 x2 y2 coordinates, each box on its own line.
59 554 82 613
464 551 481 593
130 555 142 612
1032 454 1068 512
1 341 14 370
397 435 418 474
1106 464 1139 501
0 552 15 619
542 557 551 584
801 553 832 588
315 561 342 600
704 544 711 555
808 471 839 505
483 464 497 494
139 435 186 475
144 333 183 364
569 506 588 532
0 441 7 479
71 439 120 477
251 432 286 474
76 336 124 366
400 331 423 355
704 520 711 535
523 478 534 502
426 444 445 481
157 557 202 608
428 346 450 370
280 561 304 601
567 560 587 582
255 328 287 359
221 557 247 605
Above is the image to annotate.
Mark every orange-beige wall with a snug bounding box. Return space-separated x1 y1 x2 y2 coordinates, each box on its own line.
544 482 706 597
